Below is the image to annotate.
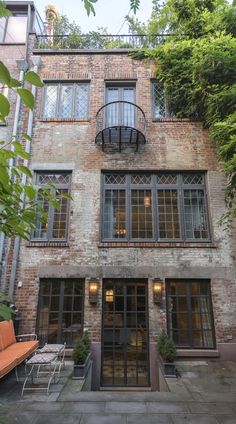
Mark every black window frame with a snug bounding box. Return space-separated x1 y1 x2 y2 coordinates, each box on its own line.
166 279 216 349
37 278 85 347
31 171 71 242
42 81 90 119
101 172 211 243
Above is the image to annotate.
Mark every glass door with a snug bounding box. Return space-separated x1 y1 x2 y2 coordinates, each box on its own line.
102 279 149 387
105 86 135 128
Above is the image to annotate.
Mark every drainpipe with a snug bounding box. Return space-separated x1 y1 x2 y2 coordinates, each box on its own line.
0 59 28 291
8 56 42 299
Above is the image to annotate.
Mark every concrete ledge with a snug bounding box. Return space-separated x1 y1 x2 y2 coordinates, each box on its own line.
176 349 219 358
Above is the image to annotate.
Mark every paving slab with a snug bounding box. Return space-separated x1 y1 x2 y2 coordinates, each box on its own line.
105 401 147 413
215 416 236 424
146 401 189 414
171 414 219 424
126 413 173 423
188 402 235 415
35 414 81 424
80 414 125 424
63 402 106 413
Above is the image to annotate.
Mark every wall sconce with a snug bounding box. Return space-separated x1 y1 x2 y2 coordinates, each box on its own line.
89 280 99 303
153 279 163 305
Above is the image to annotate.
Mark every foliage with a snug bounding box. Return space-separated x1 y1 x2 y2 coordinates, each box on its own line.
72 332 91 365
157 330 176 363
0 291 16 321
81 0 140 16
131 0 236 218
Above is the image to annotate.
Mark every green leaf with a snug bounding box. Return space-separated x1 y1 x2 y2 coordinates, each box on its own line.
9 78 21 88
16 165 32 178
0 61 11 86
0 165 9 185
0 304 12 320
83 0 96 16
16 88 34 110
0 93 10 118
24 185 36 200
20 133 32 141
24 71 44 88
12 142 30 159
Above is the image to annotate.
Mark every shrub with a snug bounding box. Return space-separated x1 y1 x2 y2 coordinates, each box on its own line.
81 331 91 351
157 331 176 363
72 331 91 365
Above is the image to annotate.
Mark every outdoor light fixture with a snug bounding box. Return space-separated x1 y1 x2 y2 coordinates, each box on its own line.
153 279 163 305
89 280 99 303
143 195 151 208
105 289 114 303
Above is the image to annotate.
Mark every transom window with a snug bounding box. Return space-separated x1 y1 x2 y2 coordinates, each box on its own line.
166 280 215 349
102 172 210 242
152 80 170 118
37 279 84 347
42 82 89 119
32 172 71 241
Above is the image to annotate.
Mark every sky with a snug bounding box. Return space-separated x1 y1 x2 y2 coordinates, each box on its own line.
32 0 154 33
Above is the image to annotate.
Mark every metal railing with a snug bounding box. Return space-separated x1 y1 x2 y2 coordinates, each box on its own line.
36 34 172 50
96 101 146 134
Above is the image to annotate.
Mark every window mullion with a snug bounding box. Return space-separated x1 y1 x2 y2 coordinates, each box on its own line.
56 84 61 117
178 175 186 241
72 83 76 119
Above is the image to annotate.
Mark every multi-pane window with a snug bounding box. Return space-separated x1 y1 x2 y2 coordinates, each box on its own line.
102 173 210 242
43 83 89 119
166 280 215 349
105 84 135 127
37 279 84 347
152 80 170 118
0 13 28 43
32 172 71 241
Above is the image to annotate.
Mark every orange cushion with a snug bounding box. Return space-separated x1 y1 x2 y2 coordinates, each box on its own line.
0 357 16 378
5 341 39 364
0 320 16 350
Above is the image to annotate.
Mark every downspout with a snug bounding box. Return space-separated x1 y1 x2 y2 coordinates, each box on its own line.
8 56 42 299
0 59 28 291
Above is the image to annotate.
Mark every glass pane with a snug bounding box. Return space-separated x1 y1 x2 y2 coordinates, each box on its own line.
131 175 151 185
103 190 126 239
52 189 68 239
38 173 70 185
183 174 203 185
184 189 209 239
5 16 27 43
75 83 89 118
158 190 180 239
32 190 49 239
44 85 58 118
157 174 177 185
105 174 126 185
60 85 73 118
152 81 166 118
131 190 153 239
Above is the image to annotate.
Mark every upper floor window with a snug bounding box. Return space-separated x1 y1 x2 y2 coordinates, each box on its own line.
152 80 170 118
102 172 210 242
32 172 71 241
0 13 28 43
105 83 136 127
42 82 89 119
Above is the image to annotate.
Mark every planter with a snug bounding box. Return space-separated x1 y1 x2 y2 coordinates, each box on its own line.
72 352 91 380
159 354 176 378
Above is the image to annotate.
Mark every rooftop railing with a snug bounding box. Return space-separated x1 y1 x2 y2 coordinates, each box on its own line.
36 34 173 50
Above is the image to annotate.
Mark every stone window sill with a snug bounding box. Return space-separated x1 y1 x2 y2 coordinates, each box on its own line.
98 242 216 248
39 118 91 123
27 241 69 248
176 349 219 358
152 117 200 123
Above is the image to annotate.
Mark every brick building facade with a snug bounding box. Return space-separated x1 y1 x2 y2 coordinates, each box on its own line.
1 1 236 390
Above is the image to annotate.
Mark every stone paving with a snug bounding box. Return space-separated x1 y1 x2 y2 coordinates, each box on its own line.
0 360 236 424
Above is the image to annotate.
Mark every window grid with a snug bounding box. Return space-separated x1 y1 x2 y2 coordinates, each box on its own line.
43 83 89 119
152 81 170 118
166 280 215 349
32 172 71 242
102 173 210 242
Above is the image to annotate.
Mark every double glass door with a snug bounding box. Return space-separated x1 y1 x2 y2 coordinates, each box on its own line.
102 280 149 387
106 86 135 128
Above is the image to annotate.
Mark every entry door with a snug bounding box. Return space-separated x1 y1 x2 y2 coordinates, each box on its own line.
106 86 135 127
102 280 149 387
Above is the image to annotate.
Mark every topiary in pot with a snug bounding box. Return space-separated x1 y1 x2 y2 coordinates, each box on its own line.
72 333 91 379
72 338 88 365
81 331 91 352
157 331 177 377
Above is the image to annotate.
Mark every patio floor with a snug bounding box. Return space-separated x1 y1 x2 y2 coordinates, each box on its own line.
0 360 236 424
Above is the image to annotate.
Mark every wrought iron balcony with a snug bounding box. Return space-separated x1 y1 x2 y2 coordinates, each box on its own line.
95 101 146 152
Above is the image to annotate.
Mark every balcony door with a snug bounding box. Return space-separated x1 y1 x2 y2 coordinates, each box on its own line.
106 85 135 128
102 279 150 387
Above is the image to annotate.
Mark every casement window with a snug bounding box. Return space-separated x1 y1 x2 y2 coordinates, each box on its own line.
102 173 210 242
166 280 215 349
42 82 89 119
152 80 170 118
105 83 136 127
32 172 71 241
37 279 84 347
0 13 28 43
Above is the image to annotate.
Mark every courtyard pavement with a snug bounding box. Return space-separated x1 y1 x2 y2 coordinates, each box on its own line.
0 360 236 424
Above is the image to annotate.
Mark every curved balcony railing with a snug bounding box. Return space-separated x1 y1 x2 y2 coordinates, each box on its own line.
95 101 147 152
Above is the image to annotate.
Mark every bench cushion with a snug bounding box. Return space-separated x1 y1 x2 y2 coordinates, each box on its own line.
0 357 17 378
0 320 16 350
5 341 39 364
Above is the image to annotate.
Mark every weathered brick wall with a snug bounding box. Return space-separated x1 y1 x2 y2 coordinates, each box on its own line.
12 52 235 354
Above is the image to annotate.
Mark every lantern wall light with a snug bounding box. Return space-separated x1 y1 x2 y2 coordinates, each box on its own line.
89 280 99 303
153 279 163 305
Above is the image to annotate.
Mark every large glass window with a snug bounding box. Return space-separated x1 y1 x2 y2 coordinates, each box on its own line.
102 173 210 242
37 279 84 347
0 14 27 43
166 280 215 349
43 83 89 119
32 172 71 241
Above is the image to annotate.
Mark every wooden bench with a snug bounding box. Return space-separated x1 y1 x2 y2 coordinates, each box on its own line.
0 320 39 380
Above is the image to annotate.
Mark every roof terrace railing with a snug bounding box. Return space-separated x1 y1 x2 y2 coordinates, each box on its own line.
36 34 173 50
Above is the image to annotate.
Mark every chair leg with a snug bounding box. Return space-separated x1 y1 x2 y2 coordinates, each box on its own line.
15 366 19 382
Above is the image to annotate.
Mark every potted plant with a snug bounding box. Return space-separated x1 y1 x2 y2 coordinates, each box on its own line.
72 331 91 379
157 331 177 378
